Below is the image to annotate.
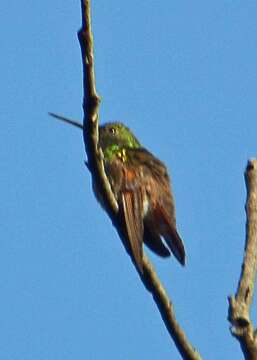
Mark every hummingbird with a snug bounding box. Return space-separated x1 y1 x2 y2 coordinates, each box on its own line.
50 113 186 273
98 122 185 273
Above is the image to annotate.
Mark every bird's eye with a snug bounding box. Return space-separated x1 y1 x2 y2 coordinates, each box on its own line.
109 127 116 134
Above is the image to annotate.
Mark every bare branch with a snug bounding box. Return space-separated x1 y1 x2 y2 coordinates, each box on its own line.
228 159 257 359
77 1 202 359
142 256 202 360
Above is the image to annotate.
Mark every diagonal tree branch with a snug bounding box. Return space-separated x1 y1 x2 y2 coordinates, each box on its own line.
228 159 257 360
71 1 204 359
142 256 202 360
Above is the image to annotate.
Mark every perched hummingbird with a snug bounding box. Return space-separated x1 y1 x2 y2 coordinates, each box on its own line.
98 122 186 273
50 113 186 273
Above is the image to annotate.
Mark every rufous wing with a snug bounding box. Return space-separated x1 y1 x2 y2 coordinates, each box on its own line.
121 190 144 273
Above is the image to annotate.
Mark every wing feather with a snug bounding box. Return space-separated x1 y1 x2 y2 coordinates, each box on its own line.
121 190 144 273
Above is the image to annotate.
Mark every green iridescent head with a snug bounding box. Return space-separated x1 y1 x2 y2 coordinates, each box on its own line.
99 123 141 154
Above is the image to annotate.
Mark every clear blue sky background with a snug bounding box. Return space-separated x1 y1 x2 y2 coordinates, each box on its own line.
1 1 256 359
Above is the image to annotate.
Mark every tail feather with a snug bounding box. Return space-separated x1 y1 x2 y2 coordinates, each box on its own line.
143 224 171 258
155 205 186 266
163 227 185 266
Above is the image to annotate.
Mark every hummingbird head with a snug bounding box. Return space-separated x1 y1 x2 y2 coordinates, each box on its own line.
99 123 141 155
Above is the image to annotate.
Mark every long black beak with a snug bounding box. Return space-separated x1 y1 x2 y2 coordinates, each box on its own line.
49 112 83 130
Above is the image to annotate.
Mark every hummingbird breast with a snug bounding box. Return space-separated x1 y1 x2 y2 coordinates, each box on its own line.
103 147 175 221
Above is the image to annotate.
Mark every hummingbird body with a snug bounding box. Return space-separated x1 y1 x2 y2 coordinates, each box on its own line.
98 122 186 273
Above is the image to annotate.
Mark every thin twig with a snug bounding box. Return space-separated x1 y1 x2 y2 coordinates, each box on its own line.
77 1 202 359
228 159 257 360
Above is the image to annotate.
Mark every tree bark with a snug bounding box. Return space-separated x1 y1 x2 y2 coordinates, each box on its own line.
228 159 257 360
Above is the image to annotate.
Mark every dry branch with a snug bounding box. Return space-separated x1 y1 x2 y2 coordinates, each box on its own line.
228 159 257 360
77 1 202 359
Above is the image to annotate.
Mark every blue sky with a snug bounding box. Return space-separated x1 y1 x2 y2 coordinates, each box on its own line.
1 1 257 359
